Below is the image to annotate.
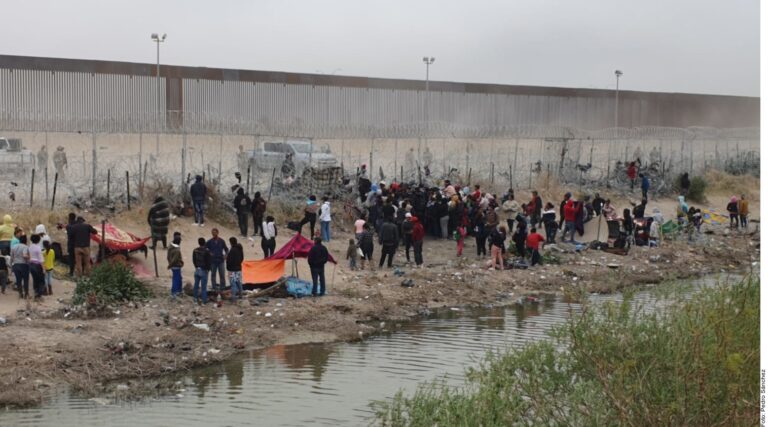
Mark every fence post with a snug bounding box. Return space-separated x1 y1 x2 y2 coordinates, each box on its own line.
369 139 374 181
512 138 519 187
30 169 35 207
464 140 469 183
91 132 97 198
181 133 187 191
126 171 131 210
394 139 398 180
45 167 48 202
100 220 106 261
106 169 111 203
50 172 58 211
267 167 276 202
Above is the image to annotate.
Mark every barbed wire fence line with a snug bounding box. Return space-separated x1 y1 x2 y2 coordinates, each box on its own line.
0 109 759 215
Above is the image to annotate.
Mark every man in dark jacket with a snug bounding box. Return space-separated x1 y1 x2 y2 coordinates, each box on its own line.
190 175 207 226
401 212 414 263
148 196 170 249
227 237 244 303
206 228 228 299
64 212 77 276
378 218 399 268
233 188 251 237
70 217 97 277
192 237 211 305
307 237 329 296
251 192 267 237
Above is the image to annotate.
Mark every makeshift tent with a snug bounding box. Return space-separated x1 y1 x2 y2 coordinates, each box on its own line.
91 223 150 252
242 233 336 285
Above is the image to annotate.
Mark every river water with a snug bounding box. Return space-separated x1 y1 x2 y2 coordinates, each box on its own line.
2 273 743 426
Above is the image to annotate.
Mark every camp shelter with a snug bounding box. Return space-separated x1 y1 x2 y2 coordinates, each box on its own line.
243 233 337 285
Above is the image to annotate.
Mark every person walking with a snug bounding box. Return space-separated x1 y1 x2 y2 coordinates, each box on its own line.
167 232 183 298
307 237 329 296
345 238 358 270
251 192 267 237
192 238 211 305
233 188 251 237
71 217 97 277
527 227 545 267
320 196 332 242
10 234 30 299
260 216 277 258
190 175 207 226
299 195 319 237
358 223 375 270
738 194 749 230
206 228 229 299
640 173 650 200
727 196 739 229
227 237 244 303
488 225 506 271
378 218 399 269
148 196 170 249
410 216 425 268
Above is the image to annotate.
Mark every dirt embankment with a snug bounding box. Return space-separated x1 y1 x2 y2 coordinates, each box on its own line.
0 198 759 409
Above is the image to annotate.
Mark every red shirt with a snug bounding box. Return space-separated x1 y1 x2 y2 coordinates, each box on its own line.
411 221 425 242
526 232 545 250
564 200 577 222
627 165 637 180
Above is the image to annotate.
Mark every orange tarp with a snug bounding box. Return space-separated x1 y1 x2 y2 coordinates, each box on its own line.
242 259 286 284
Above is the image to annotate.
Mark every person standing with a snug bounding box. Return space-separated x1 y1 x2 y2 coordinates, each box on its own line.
358 223 375 270
401 212 414 263
0 250 7 295
501 195 520 234
227 237 244 303
52 146 67 182
410 215 425 268
526 227 546 267
529 191 542 228
10 234 30 299
627 162 638 190
192 238 211 305
680 173 691 196
167 232 183 298
299 195 319 237
345 238 357 271
0 214 14 256
455 224 467 257
64 213 76 276
71 217 97 277
488 225 506 271
234 188 251 237
43 240 54 295
474 208 487 258
190 175 207 226
251 192 267 237
378 218 399 269
260 216 277 258
561 198 577 243
738 194 749 230
206 228 229 299
640 173 650 200
37 146 48 171
558 193 571 231
148 196 170 249
320 196 332 242
307 237 329 296
727 196 739 229
28 235 46 300
542 202 557 244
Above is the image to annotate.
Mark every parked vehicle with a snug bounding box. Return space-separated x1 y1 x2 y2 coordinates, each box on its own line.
0 137 35 174
249 139 337 175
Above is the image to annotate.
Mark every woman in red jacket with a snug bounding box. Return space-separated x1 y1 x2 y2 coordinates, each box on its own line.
410 216 425 268
627 162 638 191
561 199 577 243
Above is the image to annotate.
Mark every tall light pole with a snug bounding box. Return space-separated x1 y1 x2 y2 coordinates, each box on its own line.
151 33 167 155
614 69 623 131
421 56 435 165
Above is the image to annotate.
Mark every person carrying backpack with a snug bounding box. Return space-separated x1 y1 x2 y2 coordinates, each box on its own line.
234 188 251 237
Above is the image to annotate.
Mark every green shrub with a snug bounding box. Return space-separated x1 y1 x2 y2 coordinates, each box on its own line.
72 260 153 306
375 275 759 426
675 173 708 203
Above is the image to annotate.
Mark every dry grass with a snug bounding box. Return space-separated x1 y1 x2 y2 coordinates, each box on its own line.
704 169 759 200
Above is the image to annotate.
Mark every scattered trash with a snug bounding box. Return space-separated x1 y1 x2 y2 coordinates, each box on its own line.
116 384 129 391
0 317 6 325
400 279 415 288
208 348 221 355
192 323 210 332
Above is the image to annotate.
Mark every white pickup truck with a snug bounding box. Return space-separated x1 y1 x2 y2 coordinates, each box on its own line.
0 137 35 174
249 139 337 176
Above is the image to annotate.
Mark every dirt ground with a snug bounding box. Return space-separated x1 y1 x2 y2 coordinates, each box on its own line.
0 187 759 409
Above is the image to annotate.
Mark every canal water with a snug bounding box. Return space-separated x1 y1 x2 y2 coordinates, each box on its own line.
2 273 743 426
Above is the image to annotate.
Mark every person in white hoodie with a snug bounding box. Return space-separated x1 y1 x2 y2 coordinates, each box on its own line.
320 196 332 242
261 216 277 258
35 224 51 245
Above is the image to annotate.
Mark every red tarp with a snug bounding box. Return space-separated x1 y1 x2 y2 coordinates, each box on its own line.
91 223 151 252
242 259 286 284
267 232 337 264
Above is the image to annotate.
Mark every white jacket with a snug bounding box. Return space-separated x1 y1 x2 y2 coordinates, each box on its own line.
320 201 331 222
262 221 276 239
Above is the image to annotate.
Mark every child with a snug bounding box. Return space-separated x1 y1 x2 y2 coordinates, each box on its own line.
167 232 183 298
455 224 467 257
346 238 357 270
527 227 546 267
43 240 54 295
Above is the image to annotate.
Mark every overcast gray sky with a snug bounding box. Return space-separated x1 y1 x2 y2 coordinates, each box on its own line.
1 0 760 96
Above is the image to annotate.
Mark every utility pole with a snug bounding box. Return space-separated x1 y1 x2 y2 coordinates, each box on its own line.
421 56 435 166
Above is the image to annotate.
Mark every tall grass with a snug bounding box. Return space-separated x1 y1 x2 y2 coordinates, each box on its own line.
374 275 759 426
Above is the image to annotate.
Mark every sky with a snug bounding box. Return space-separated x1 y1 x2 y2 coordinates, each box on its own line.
0 0 760 97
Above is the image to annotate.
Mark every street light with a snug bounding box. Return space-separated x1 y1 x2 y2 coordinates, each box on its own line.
151 33 167 155
421 57 435 167
614 69 623 131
